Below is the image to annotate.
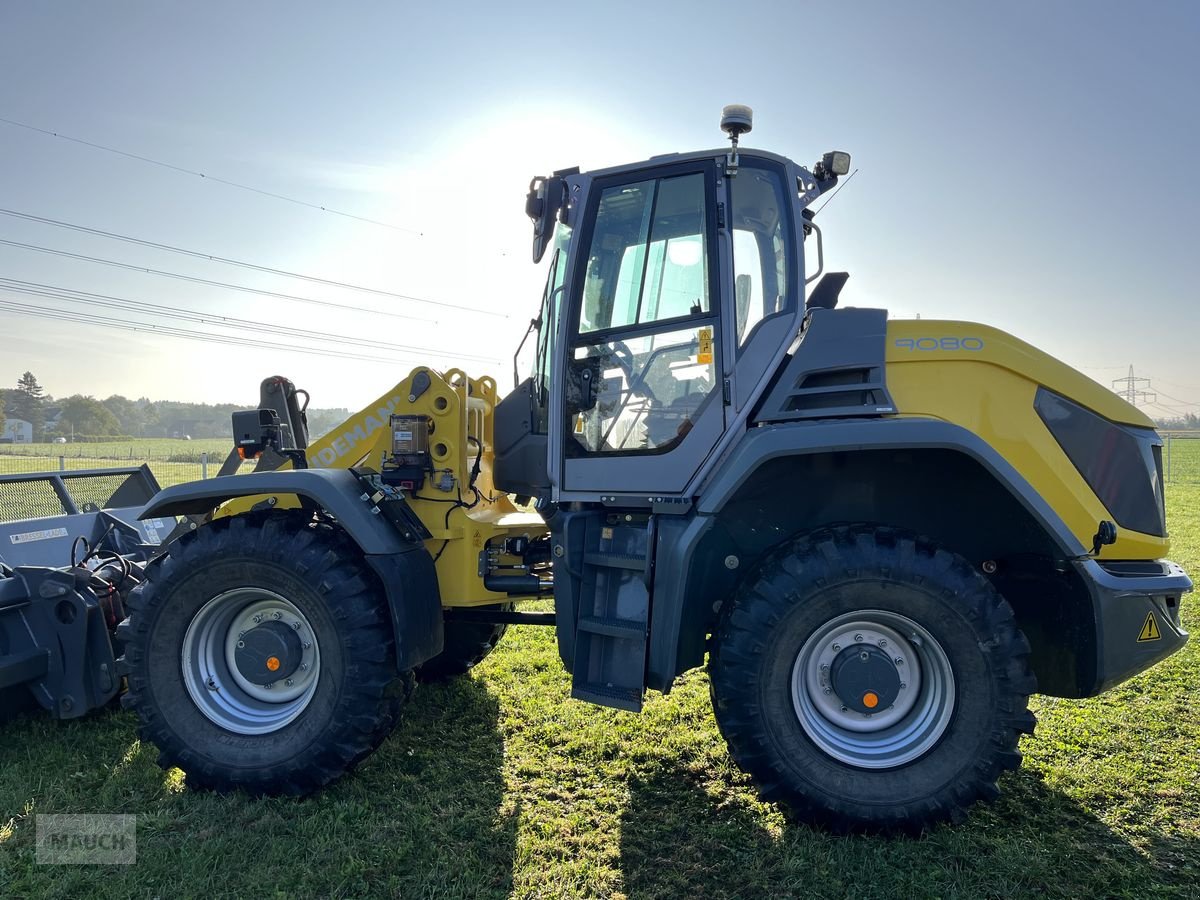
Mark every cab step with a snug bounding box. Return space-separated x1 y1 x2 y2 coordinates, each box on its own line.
570 520 654 713
571 682 644 712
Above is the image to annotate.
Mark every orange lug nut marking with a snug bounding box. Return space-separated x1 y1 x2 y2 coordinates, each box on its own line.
266 656 281 672
862 691 879 709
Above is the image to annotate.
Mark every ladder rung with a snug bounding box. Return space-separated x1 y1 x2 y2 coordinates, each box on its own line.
571 683 643 712
578 615 647 639
584 551 645 571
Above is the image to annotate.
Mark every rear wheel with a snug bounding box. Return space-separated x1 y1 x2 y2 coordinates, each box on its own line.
709 525 1036 832
118 513 412 795
416 604 511 682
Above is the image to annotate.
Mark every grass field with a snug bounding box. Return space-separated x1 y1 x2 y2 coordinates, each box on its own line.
0 442 253 524
0 439 233 461
0 442 252 524
0 487 1196 897
1164 434 1200 484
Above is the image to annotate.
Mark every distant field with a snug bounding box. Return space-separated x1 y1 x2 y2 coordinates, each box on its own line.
1163 434 1200 484
0 438 231 461
0 439 238 498
3 434 1199 482
0 441 259 522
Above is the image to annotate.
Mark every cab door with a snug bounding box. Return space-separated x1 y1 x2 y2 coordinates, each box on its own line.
559 161 726 496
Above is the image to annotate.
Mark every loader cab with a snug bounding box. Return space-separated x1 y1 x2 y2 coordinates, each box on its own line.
494 105 851 503
495 145 821 504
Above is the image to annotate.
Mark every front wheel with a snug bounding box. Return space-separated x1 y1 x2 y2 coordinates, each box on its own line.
709 526 1037 832
118 513 412 795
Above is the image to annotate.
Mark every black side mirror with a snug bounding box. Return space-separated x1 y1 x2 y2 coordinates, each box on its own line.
527 170 575 263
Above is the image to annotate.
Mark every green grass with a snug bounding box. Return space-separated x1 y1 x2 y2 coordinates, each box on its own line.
0 491 1197 898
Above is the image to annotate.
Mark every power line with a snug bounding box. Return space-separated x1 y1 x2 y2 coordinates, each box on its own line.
0 296 503 369
0 206 507 317
1144 402 1197 420
0 115 424 236
1146 399 1195 413
1147 393 1195 412
0 237 435 324
1 285 493 365
0 297 415 364
1152 377 1200 394
0 278 499 365
1148 387 1199 410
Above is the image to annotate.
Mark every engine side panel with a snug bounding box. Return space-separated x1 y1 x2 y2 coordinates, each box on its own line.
885 320 1168 560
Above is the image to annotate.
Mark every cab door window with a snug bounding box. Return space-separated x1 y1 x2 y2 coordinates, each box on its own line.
580 174 711 333
569 171 718 456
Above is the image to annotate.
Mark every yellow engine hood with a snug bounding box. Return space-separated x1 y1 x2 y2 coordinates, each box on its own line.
884 319 1166 559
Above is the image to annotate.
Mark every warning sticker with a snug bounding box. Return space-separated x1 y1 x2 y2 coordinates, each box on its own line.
1137 612 1162 642
696 327 714 365
9 527 69 545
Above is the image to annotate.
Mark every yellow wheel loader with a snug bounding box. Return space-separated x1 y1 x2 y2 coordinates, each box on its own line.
113 107 1190 831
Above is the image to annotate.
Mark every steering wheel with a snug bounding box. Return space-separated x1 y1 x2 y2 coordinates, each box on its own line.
609 339 636 379
608 339 663 405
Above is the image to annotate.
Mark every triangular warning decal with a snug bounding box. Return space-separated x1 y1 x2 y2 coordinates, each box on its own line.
1137 612 1162 643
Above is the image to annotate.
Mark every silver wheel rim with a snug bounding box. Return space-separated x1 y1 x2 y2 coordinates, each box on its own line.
790 609 955 768
181 588 321 735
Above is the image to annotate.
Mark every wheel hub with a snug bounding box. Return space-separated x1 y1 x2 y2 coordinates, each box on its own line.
234 620 304 685
791 610 956 769
181 588 322 735
829 644 901 714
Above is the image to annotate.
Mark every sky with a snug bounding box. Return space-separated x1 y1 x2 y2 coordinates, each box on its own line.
0 1 1197 419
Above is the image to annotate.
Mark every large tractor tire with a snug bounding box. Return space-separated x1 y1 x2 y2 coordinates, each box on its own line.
117 513 413 795
416 604 511 682
709 525 1037 833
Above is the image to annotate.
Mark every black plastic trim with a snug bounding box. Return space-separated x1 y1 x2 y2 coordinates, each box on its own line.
1073 557 1190 695
1035 388 1165 537
698 418 1085 555
140 469 413 555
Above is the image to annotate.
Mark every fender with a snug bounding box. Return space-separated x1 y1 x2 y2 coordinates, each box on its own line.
698 417 1085 554
646 417 1087 693
140 468 443 668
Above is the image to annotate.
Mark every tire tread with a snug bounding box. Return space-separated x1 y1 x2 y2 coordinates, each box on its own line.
117 512 412 795
709 524 1037 833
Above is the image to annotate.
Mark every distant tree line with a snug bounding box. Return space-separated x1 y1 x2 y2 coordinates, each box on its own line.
1155 413 1200 430
0 371 350 442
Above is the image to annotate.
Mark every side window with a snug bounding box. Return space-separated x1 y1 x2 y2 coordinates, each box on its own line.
519 226 571 434
580 174 709 334
731 167 793 345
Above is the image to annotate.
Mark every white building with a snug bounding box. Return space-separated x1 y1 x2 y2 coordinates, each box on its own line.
3 418 32 443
